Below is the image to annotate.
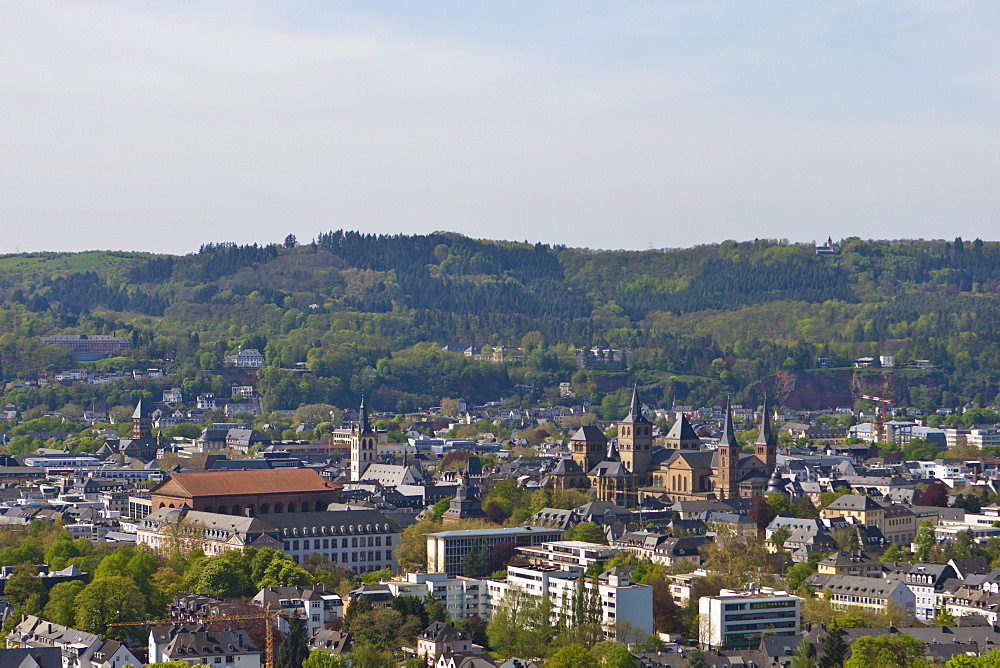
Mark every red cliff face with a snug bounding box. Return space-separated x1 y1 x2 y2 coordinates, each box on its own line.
751 369 944 410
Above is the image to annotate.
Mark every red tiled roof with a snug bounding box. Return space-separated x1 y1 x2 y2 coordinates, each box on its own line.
152 468 341 498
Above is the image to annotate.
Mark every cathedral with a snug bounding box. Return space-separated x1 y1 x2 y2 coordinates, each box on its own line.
547 389 779 506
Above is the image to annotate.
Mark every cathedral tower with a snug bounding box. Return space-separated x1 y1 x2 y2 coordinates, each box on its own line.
570 426 607 474
350 395 377 481
715 400 740 499
617 386 653 485
755 395 778 473
664 414 701 450
132 399 151 439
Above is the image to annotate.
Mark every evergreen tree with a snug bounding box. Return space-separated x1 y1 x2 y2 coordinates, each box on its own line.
277 614 309 668
819 629 847 668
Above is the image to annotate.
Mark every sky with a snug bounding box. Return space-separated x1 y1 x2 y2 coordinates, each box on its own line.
2 1 1000 255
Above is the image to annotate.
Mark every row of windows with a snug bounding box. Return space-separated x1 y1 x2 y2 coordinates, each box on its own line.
157 501 328 515
283 548 386 564
286 536 391 550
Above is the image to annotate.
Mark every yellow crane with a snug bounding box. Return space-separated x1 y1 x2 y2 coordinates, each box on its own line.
108 607 281 668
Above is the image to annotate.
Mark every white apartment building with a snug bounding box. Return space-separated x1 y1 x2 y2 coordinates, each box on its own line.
487 565 653 640
698 589 802 650
969 428 1000 449
253 586 343 635
385 572 491 619
516 540 620 569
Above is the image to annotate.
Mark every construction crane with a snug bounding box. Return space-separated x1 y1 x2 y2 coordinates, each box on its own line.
861 394 894 442
108 607 280 668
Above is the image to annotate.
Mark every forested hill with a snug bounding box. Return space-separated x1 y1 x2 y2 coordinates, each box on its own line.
1 233 1000 415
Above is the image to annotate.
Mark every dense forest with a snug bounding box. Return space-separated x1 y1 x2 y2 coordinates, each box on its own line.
1 233 1000 416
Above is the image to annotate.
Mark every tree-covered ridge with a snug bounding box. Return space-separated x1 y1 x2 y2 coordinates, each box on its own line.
2 233 1000 414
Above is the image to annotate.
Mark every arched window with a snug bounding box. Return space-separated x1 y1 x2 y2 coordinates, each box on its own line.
260 504 269 514
246 505 254 516
288 503 297 513
168 503 175 508
316 501 327 512
218 505 228 514
204 506 213 513
274 503 282 513
232 505 242 516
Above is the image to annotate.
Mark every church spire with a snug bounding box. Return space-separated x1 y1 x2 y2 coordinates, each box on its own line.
358 394 371 434
755 394 778 472
719 398 737 448
716 398 740 499
629 385 641 420
755 394 776 447
621 384 649 424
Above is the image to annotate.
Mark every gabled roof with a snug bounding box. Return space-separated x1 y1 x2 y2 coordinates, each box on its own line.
421 621 466 642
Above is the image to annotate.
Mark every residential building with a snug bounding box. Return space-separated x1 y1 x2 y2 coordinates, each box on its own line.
160 629 260 668
820 495 917 544
223 349 266 368
816 551 884 578
515 540 619 569
698 588 802 650
488 565 653 640
163 388 184 404
804 573 915 615
386 573 490 620
415 622 478 663
425 527 565 577
252 586 343 635
6 616 140 668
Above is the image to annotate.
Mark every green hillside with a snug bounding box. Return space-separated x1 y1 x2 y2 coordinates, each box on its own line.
1 234 998 418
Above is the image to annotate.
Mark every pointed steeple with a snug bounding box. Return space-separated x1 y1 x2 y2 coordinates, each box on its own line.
755 394 776 447
358 394 371 434
621 385 649 424
719 398 737 448
607 438 619 461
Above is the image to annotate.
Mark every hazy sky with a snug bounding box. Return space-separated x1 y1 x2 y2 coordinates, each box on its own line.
2 1 999 254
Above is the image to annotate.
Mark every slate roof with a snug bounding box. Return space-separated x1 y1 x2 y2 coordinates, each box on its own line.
824 494 885 511
665 414 699 441
588 461 634 478
569 426 607 442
